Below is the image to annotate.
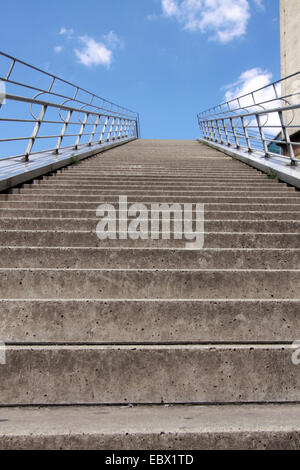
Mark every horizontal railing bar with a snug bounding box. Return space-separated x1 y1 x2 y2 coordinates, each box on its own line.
1 78 137 119
0 118 119 126
0 50 139 169
200 102 300 121
5 93 137 121
0 129 123 143
0 119 97 126
0 50 137 115
199 70 300 117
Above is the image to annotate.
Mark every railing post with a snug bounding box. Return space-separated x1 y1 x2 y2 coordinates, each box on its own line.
125 120 130 138
74 112 89 150
135 119 139 139
199 120 206 139
99 116 109 143
204 120 210 140
230 117 239 148
22 104 47 162
222 119 230 146
207 120 214 141
241 116 252 153
117 119 123 139
212 120 218 142
215 119 223 144
112 118 120 140
106 117 115 141
278 109 296 165
255 113 269 157
55 110 72 154
88 114 100 146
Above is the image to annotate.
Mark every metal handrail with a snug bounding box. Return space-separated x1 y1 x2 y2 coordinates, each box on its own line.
198 69 300 119
198 71 300 165
0 51 139 163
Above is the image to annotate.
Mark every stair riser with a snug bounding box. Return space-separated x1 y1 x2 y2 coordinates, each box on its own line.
2 195 299 203
0 202 299 210
44 176 279 183
27 181 291 189
0 231 298 248
39 178 286 185
0 270 298 299
0 248 299 270
10 190 296 197
0 219 299 232
0 209 299 220
0 300 299 343
0 346 298 404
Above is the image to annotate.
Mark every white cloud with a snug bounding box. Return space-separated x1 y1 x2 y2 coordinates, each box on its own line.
59 27 74 38
223 68 281 135
54 46 63 53
224 68 274 104
161 0 263 43
74 36 113 67
103 31 122 49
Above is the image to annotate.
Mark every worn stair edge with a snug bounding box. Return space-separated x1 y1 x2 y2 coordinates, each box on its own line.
0 404 300 450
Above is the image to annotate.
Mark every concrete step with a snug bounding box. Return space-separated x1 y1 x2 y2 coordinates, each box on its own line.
40 176 287 184
45 171 273 179
0 404 300 450
0 344 298 405
1 299 299 343
23 182 294 191
12 189 297 197
0 138 299 447
47 176 279 185
0 268 298 299
2 194 299 203
0 218 299 232
0 247 298 270
1 209 299 220
0 230 298 248
57 169 263 175
0 201 299 211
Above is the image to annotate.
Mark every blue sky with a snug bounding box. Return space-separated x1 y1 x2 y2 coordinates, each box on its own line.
0 0 280 139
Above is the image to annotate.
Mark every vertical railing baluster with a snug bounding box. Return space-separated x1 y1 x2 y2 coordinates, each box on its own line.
88 115 100 146
278 110 296 164
6 59 16 80
230 117 239 148
241 116 252 152
22 104 48 162
106 117 115 141
74 112 89 149
222 119 230 146
99 116 109 143
118 119 123 139
216 119 223 144
55 109 73 154
255 114 269 157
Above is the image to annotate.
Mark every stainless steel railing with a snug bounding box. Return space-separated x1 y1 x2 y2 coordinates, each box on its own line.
0 51 139 164
198 70 300 165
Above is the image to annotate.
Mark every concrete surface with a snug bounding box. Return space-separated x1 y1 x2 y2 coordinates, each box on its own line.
0 404 300 450
0 139 299 449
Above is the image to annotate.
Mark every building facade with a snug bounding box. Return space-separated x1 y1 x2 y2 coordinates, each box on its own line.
280 0 300 150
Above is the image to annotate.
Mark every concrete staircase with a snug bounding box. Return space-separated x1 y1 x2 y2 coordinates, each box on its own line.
0 139 299 449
